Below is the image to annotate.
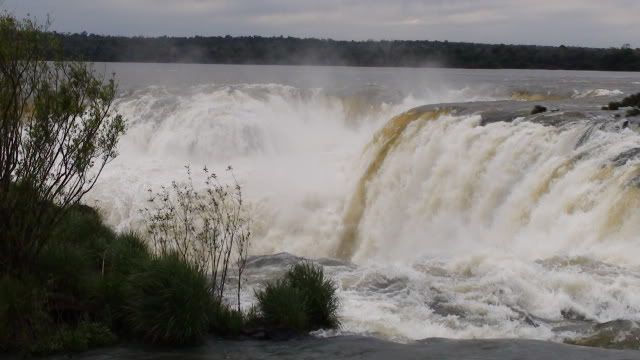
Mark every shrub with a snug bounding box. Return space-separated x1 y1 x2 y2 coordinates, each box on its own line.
255 262 340 334
255 278 309 333
107 231 150 274
49 205 117 267
286 262 340 330
99 232 152 330
37 241 102 324
208 301 244 337
124 253 212 345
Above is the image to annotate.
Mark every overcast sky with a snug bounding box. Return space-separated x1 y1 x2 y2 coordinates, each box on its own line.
2 0 637 48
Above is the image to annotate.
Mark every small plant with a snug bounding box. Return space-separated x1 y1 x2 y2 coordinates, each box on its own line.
255 278 309 333
124 253 212 346
286 262 340 330
255 262 340 334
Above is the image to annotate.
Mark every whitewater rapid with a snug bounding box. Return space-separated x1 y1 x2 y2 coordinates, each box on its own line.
87 78 640 342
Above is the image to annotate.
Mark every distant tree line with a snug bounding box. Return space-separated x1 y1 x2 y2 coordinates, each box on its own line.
54 33 640 71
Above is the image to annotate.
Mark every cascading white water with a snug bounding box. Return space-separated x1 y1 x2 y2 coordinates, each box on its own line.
87 78 640 342
345 113 640 264
315 108 640 341
89 83 490 255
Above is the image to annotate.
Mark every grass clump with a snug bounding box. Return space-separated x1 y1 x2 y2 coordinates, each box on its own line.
124 253 212 346
209 301 245 337
255 262 340 335
286 262 340 329
255 278 309 332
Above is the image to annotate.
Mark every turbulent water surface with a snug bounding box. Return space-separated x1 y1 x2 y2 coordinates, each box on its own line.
87 63 640 354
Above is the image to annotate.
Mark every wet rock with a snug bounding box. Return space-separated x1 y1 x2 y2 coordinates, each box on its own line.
429 297 467 318
246 253 302 268
626 108 640 118
565 320 640 350
561 308 589 322
531 105 547 115
611 148 640 167
523 316 539 328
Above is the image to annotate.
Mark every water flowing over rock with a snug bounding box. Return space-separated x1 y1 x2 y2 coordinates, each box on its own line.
85 64 640 346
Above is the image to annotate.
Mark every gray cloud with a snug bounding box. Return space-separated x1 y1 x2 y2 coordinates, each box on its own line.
2 0 636 47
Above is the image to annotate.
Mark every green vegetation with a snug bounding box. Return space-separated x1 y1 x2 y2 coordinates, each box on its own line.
0 11 127 355
603 93 640 117
0 12 341 356
255 263 340 335
124 253 212 345
255 278 310 332
55 33 640 71
0 205 131 354
0 12 125 275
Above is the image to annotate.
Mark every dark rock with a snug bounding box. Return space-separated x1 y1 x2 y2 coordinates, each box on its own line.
561 308 589 322
611 148 640 167
524 316 539 328
531 105 547 115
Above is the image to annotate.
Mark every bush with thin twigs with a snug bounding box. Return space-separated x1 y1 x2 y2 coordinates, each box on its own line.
140 166 251 310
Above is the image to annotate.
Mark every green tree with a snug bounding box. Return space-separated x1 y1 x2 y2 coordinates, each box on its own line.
0 13 125 274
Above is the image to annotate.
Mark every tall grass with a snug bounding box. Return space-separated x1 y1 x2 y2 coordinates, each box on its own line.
286 262 340 329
